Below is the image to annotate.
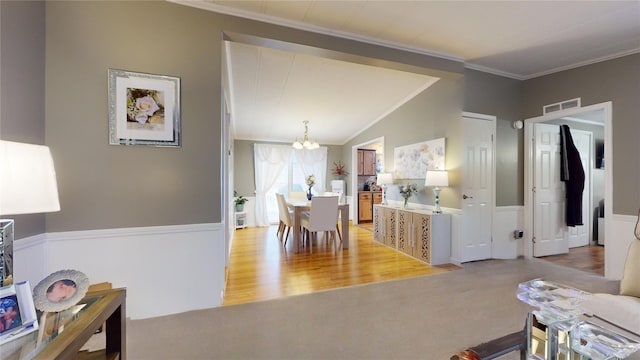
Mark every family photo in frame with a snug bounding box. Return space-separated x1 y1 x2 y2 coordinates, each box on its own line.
108 69 181 147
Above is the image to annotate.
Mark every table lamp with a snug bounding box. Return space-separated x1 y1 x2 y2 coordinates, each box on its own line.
424 170 448 214
0 140 60 286
376 173 393 205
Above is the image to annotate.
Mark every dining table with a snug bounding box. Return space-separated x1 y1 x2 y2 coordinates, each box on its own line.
286 199 350 252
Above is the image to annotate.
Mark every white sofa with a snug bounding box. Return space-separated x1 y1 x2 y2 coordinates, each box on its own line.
582 212 640 335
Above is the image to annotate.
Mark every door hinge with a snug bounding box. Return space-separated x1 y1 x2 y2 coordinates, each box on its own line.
532 237 536 243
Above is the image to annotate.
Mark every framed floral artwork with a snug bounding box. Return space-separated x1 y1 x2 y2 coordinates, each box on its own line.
393 137 445 179
108 69 181 147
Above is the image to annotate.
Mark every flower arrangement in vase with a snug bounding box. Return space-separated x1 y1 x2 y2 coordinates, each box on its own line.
399 183 418 209
305 174 316 200
332 161 349 180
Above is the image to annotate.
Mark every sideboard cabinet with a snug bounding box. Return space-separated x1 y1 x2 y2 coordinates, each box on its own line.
374 205 451 265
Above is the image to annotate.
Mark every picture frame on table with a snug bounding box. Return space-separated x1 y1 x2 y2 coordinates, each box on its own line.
32 269 89 313
108 69 181 147
0 281 38 345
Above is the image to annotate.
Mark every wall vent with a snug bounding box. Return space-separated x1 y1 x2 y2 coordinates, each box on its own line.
543 98 581 114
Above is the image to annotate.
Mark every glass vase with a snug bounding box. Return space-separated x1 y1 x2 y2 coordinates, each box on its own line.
403 197 408 209
307 188 313 201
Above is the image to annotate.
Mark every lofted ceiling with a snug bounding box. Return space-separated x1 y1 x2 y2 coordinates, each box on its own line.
174 1 640 144
224 41 439 144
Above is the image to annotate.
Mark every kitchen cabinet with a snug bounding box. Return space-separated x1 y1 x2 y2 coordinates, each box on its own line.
357 149 376 176
373 192 382 205
359 191 383 222
373 205 451 265
359 192 373 221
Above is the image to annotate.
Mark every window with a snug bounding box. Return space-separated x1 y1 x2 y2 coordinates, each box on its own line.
253 144 327 226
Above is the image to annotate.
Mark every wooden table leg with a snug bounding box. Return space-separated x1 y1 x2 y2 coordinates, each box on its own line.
341 206 349 249
294 208 302 252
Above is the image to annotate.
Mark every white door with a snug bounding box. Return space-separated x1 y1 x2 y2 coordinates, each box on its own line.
460 115 494 262
567 129 591 248
533 125 593 256
533 123 567 256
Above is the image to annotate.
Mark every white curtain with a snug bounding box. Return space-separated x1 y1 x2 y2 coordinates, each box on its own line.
293 148 328 195
254 144 292 226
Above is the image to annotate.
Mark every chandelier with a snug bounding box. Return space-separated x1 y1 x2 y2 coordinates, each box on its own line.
292 120 319 149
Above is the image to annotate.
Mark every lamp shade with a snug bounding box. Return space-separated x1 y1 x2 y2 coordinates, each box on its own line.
376 173 393 185
425 170 448 187
0 140 60 215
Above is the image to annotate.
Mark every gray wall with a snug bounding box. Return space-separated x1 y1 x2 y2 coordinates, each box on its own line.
342 76 464 209
5 0 639 241
45 1 222 231
463 69 524 206
523 54 640 215
38 1 462 235
0 1 47 237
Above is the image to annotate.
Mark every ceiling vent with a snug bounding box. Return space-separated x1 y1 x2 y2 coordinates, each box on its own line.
543 98 581 114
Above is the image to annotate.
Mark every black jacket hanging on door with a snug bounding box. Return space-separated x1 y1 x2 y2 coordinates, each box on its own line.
560 124 585 226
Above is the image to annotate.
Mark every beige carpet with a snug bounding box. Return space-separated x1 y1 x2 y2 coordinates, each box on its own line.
124 258 622 359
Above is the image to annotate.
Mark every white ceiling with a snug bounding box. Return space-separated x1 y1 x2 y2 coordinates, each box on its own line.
225 42 439 144
175 1 640 144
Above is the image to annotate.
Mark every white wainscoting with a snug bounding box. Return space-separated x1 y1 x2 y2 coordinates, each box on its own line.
14 223 225 320
493 206 524 259
13 234 48 288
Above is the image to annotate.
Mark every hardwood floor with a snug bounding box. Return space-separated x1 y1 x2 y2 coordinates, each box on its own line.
223 222 459 306
223 223 605 306
539 245 605 276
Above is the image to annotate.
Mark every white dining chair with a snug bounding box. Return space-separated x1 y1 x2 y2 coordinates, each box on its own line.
323 192 343 241
276 193 294 245
300 195 340 250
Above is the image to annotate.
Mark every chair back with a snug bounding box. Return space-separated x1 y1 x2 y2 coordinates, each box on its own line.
323 191 344 204
307 196 339 232
276 193 293 227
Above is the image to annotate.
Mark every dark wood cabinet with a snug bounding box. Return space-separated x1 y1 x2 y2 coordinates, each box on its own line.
357 149 376 176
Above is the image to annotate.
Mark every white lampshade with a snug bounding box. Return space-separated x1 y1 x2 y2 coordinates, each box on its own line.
0 140 60 215
377 173 393 185
425 170 449 187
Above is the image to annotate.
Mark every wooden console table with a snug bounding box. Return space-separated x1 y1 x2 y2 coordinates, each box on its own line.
1 287 126 360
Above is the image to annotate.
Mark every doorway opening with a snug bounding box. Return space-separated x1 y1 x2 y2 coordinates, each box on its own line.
524 102 611 276
351 136 385 226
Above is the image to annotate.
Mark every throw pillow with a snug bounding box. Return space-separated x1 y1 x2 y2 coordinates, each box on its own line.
620 239 640 297
635 208 640 240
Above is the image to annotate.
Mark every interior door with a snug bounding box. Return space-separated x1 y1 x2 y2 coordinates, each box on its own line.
460 116 494 262
533 123 567 256
566 129 592 248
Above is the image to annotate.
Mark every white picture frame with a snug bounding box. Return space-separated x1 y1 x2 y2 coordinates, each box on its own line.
33 269 89 313
108 69 181 147
0 281 39 345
